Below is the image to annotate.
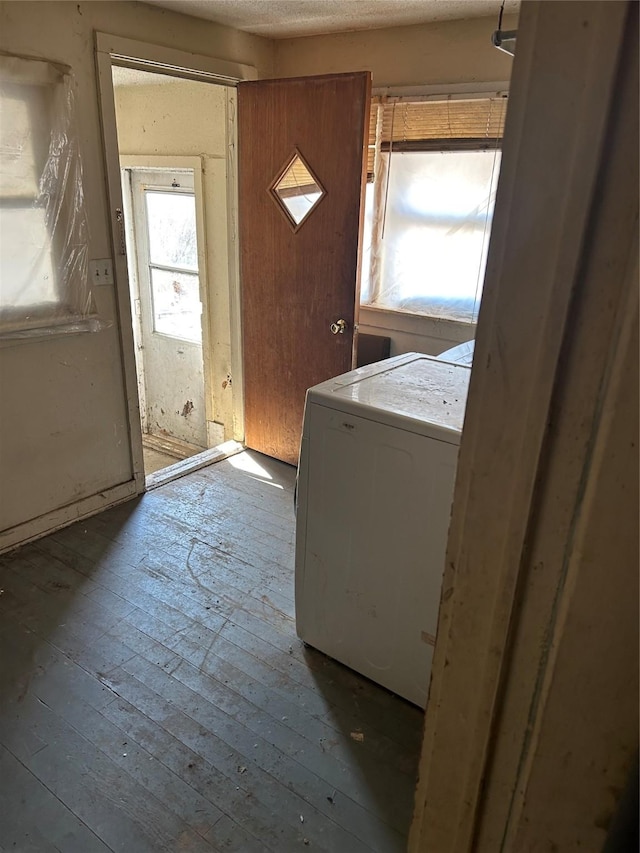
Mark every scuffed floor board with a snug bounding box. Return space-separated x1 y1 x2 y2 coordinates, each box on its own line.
0 450 423 853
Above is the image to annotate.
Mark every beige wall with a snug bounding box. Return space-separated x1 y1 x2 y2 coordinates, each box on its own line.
114 80 229 158
114 78 236 441
0 0 272 542
358 308 474 358
273 14 517 87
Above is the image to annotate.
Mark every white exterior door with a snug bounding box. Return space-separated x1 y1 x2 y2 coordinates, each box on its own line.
128 168 207 450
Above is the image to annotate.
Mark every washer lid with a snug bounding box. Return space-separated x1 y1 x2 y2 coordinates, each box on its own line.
307 353 470 441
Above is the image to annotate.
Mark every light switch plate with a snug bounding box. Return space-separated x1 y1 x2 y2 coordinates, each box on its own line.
89 258 114 286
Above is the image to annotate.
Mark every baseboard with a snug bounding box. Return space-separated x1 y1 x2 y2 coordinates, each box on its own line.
0 442 246 554
0 480 138 555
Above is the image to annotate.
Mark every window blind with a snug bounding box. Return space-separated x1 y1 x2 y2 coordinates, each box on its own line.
367 96 507 177
273 155 319 196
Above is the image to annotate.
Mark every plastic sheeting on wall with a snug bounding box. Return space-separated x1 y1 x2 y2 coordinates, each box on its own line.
0 52 102 339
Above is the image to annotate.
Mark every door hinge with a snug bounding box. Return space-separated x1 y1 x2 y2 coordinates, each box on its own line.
134 298 142 318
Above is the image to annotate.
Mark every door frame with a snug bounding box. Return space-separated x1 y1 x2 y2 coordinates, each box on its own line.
95 33 255 492
409 1 634 849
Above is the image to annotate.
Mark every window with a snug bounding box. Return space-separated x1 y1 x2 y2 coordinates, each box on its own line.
360 96 507 323
0 54 92 338
125 169 203 347
144 189 202 343
271 150 325 229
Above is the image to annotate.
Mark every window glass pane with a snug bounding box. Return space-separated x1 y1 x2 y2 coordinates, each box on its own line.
145 191 198 270
280 190 323 225
366 150 501 321
0 205 56 308
0 82 49 198
359 183 375 303
150 267 202 343
0 77 58 320
1 57 92 335
272 153 325 226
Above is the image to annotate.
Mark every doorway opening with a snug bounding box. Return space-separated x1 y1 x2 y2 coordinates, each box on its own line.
110 64 241 484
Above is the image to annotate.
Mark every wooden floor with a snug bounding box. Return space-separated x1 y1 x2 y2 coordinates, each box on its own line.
0 451 423 852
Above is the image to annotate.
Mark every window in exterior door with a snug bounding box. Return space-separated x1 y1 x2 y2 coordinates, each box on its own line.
143 189 202 343
270 149 326 230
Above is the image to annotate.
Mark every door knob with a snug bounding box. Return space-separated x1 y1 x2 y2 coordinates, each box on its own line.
330 319 347 335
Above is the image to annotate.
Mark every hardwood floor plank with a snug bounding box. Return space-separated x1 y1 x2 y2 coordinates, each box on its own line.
2 561 417 794
50 512 420 748
141 644 415 831
0 451 423 852
102 696 324 853
62 509 296 613
0 625 228 848
99 666 390 853
0 574 404 851
112 653 406 851
7 520 422 766
88 611 415 831
31 497 422 759
1 694 216 853
0 745 110 853
0 617 288 853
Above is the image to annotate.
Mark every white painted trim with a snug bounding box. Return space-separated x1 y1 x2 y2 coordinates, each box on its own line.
95 36 253 500
0 480 138 555
118 166 147 434
225 88 245 442
119 155 201 171
191 158 216 442
372 81 510 99
95 46 146 494
359 305 475 342
409 0 631 849
95 33 257 84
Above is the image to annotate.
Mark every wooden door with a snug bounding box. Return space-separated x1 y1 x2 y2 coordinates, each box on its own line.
238 72 371 465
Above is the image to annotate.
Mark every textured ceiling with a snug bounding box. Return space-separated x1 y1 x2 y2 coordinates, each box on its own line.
141 0 519 39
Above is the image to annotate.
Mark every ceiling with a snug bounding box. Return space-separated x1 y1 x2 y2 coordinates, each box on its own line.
141 0 519 39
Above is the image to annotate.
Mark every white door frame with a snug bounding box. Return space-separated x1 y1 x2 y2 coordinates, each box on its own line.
409 1 635 849
95 33 255 492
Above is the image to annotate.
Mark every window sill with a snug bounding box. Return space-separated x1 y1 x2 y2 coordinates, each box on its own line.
0 313 108 345
359 304 476 342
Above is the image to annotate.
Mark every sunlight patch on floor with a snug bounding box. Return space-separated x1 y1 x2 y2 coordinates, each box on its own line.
227 451 284 489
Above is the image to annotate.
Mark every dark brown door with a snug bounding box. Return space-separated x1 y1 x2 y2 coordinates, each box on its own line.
238 72 371 465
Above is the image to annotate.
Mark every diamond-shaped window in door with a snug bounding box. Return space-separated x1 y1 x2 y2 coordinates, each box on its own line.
270 150 326 231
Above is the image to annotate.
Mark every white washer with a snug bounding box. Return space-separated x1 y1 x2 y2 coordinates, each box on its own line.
294 352 470 707
438 339 475 365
